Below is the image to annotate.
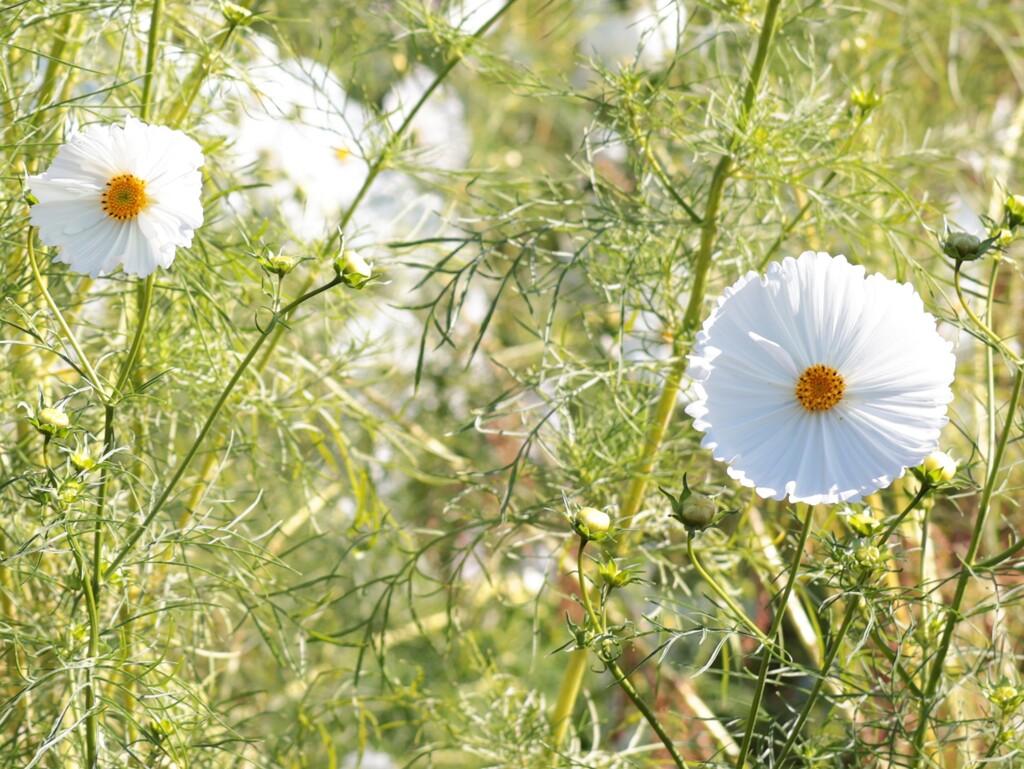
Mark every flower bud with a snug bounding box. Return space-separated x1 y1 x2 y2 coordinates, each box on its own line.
847 511 881 537
850 86 881 115
678 493 716 528
70 448 96 473
597 558 639 589
661 474 728 531
575 507 611 539
334 250 372 288
258 249 298 277
942 232 984 262
221 0 255 25
853 544 885 571
920 450 956 484
993 227 1014 248
58 480 83 506
1005 194 1024 230
38 407 69 430
989 684 1024 714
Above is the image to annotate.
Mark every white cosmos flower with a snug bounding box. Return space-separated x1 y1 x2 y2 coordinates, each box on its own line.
685 251 955 505
29 117 204 278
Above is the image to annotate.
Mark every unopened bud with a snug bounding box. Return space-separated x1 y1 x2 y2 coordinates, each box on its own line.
334 250 372 288
989 684 1024 714
70 448 96 473
1005 194 1024 230
38 407 69 430
850 86 881 115
259 249 298 277
921 450 956 484
576 507 611 539
847 511 881 537
942 232 984 262
854 544 884 570
221 0 254 25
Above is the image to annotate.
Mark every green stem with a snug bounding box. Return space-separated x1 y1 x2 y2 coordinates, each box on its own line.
687 535 771 647
550 648 589 752
113 275 155 398
773 485 935 766
735 503 814 769
953 264 1022 366
576 536 603 632
27 235 108 400
573 537 688 767
105 277 343 576
620 0 784 529
910 365 1024 765
67 522 102 769
139 0 165 122
607 658 690 769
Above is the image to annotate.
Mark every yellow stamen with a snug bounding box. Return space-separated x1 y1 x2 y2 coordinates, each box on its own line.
795 364 845 412
101 173 148 221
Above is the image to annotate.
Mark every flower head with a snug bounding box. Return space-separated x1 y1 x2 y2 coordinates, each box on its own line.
686 252 955 505
28 117 204 277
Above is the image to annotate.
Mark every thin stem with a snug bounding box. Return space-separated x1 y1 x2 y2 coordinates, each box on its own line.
113 275 155 398
105 277 343 576
735 503 814 769
67 522 101 769
27 235 108 400
954 264 1022 366
576 536 603 632
772 485 936 766
687 535 771 647
910 365 1024 764
139 0 165 122
607 659 690 769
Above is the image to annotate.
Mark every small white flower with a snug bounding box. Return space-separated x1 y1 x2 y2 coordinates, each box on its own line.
29 117 204 278
686 251 955 505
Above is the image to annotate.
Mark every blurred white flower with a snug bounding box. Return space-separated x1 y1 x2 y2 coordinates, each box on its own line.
209 38 372 240
579 0 685 72
446 0 507 31
686 252 955 505
342 749 396 769
383 64 472 172
29 117 204 277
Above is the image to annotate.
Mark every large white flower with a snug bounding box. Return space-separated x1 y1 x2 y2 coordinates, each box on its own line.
29 117 204 278
685 251 955 505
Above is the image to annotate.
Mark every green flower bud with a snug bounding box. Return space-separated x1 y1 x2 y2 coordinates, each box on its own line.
258 249 298 277
575 506 611 540
596 558 649 590
1005 194 1024 230
989 684 1024 714
661 475 726 531
221 0 255 25
942 232 984 262
920 450 956 484
38 407 69 430
334 250 372 288
70 448 96 473
847 511 881 537
853 543 885 570
850 86 881 115
993 227 1014 247
58 480 83 506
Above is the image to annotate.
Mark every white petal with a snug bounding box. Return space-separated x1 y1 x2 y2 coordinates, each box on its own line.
28 117 205 278
687 252 955 504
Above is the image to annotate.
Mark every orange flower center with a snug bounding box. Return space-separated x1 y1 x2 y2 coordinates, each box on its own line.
101 174 148 221
795 364 845 412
